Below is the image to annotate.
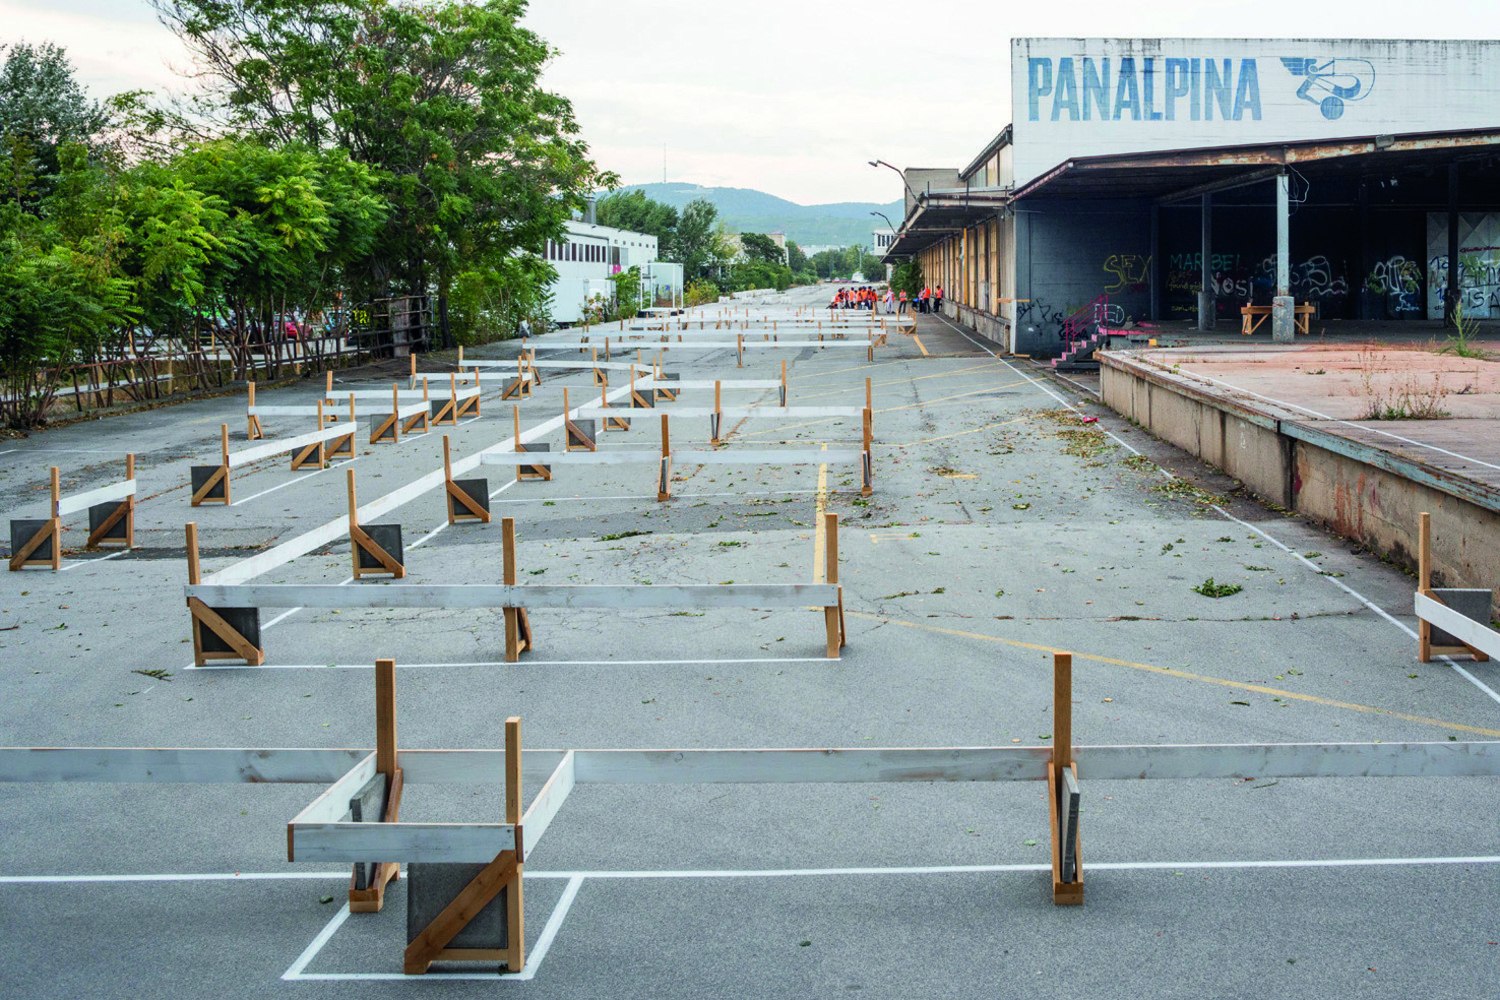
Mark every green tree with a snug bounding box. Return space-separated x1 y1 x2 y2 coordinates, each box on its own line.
596 189 677 256
153 0 613 347
892 257 923 297
170 139 385 376
0 42 110 199
0 141 132 428
739 232 783 266
673 197 719 280
786 239 809 273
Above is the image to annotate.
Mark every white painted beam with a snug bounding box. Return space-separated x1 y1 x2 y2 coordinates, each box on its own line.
184 582 842 610
1416 592 1500 659
55 479 136 517
0 747 369 783
289 821 518 864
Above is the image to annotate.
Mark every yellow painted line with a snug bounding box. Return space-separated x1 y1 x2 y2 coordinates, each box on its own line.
790 359 911 381
913 335 929 357
812 443 829 582
895 416 1027 447
846 612 1500 738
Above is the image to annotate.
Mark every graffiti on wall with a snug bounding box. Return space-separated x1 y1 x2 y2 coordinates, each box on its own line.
1364 255 1423 315
1163 251 1347 318
1102 253 1152 294
1426 213 1500 319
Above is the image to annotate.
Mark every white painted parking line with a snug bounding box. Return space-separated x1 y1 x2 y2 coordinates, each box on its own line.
1214 504 1500 708
57 549 130 572
233 458 360 506
10 854 1500 888
280 873 585 982
183 655 840 671
280 901 351 980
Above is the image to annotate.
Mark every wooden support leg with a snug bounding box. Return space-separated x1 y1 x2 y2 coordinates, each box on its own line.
823 512 845 657
1418 512 1433 663
1049 652 1083 904
502 518 531 662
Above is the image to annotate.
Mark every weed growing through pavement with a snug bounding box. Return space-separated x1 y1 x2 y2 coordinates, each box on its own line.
1192 578 1243 598
1354 342 1452 419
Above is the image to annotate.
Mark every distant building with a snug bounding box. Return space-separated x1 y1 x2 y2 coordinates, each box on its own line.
545 220 660 325
872 228 896 255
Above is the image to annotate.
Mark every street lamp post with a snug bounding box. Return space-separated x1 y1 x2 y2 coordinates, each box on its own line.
868 160 920 206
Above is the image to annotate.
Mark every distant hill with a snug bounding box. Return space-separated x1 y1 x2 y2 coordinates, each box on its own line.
599 182 903 248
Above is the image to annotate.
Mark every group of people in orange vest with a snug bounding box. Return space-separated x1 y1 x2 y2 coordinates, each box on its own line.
829 282 945 316
830 285 881 310
887 285 943 315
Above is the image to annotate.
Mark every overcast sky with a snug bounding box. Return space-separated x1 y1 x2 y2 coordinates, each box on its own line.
5 0 1500 205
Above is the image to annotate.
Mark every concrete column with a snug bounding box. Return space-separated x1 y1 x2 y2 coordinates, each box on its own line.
1445 162 1460 327
1149 204 1160 321
1197 193 1215 330
1271 172 1295 343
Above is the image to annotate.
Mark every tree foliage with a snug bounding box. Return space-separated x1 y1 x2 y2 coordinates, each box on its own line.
596 189 678 256
674 197 721 280
0 5 617 426
151 0 613 343
738 232 783 266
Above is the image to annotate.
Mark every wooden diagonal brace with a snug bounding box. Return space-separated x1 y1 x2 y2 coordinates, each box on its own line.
350 524 406 579
446 480 491 524
403 851 520 974
370 412 399 444
187 597 265 666
190 466 230 506
85 498 133 549
9 518 60 571
291 440 326 470
328 432 355 462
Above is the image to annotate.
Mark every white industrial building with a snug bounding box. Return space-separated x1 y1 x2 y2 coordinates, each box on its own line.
545 220 677 326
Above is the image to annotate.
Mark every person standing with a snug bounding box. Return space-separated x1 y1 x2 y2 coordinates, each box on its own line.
883 287 894 313
898 289 908 314
934 285 944 314
919 286 930 313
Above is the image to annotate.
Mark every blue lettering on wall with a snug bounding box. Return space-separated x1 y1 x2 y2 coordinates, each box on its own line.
1082 58 1110 120
1164 58 1191 120
1143 58 1163 120
1233 60 1262 120
1029 55 1284 123
1114 57 1140 120
1028 58 1052 121
1204 59 1234 120
1052 57 1079 121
